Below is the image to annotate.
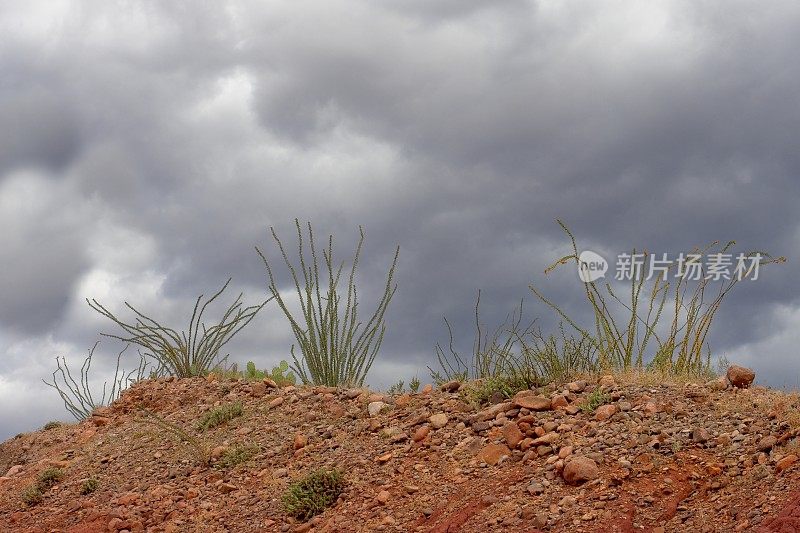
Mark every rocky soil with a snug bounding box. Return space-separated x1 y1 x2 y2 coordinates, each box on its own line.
2 369 800 532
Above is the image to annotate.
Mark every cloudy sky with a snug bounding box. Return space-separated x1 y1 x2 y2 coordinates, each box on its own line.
1 0 799 440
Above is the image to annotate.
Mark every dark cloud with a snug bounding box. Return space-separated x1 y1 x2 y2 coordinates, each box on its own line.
1 0 799 440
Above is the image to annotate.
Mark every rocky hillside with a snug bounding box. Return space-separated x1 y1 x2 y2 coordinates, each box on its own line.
2 368 800 532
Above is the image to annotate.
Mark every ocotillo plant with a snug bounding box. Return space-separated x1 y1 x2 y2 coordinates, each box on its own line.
257 220 399 387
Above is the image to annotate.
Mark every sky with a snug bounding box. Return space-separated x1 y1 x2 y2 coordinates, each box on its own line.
1 0 799 441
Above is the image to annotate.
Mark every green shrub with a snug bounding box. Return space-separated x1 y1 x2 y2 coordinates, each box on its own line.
409 376 420 394
197 402 243 431
21 485 43 506
282 469 346 521
387 380 405 395
270 360 297 386
42 421 62 430
216 443 260 469
37 467 64 489
81 478 99 495
459 376 527 408
245 361 266 380
580 389 611 414
88 279 269 378
257 220 399 387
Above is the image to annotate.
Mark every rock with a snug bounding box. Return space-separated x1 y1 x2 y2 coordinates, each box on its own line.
706 377 729 391
273 468 288 478
250 382 267 397
727 365 755 389
293 434 308 450
376 490 390 504
562 456 599 485
477 443 511 466
395 394 412 407
692 428 711 443
441 380 462 393
502 422 524 449
211 446 228 459
594 404 617 421
268 396 284 408
345 388 362 399
531 432 559 446
368 401 386 417
758 435 777 451
567 380 588 393
413 425 430 442
512 392 551 411
776 454 798 474
421 384 434 394
598 375 616 387
429 413 449 429
218 482 238 494
263 378 278 388
477 401 513 421
4 465 23 477
551 395 569 409
527 482 545 495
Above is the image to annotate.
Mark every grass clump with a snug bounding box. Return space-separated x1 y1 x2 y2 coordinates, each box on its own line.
282 469 346 521
216 443 260 469
22 467 66 505
197 402 243 431
530 220 784 376
88 279 269 378
580 388 611 414
37 467 65 489
257 220 399 388
42 421 62 430
81 477 99 495
21 485 43 506
409 375 421 394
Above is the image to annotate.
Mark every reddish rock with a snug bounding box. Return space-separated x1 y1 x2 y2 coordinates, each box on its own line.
512 392 552 411
413 425 430 442
727 365 755 389
293 434 308 450
776 454 798 474
441 380 463 392
551 395 569 409
562 456 599 484
477 443 511 466
594 404 618 421
502 422 524 449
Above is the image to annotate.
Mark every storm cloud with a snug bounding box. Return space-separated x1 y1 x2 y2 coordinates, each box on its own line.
1 1 799 440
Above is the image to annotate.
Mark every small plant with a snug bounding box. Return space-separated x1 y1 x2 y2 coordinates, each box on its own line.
409 375 421 394
245 361 266 380
197 402 243 431
270 360 297 386
387 380 405 395
580 388 611 414
43 421 62 430
21 485 43 506
43 342 148 420
37 467 65 489
138 408 210 464
81 477 99 495
282 469 346 521
258 220 399 387
460 376 528 408
672 441 683 454
216 443 260 469
88 279 269 378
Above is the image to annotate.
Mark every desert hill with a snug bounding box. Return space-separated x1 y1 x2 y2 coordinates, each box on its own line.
2 370 800 532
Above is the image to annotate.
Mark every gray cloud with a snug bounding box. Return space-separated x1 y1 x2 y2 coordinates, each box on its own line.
1 0 799 440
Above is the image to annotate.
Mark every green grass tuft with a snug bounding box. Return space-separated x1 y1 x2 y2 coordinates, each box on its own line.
37 467 64 489
282 469 346 521
81 477 99 495
580 388 611 414
21 485 43 506
216 443 260 469
197 401 243 431
42 421 62 430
